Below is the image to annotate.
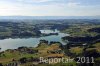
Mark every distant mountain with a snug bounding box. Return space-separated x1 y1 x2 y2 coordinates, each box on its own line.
0 16 100 20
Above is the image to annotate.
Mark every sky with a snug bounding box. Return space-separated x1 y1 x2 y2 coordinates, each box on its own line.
0 0 100 16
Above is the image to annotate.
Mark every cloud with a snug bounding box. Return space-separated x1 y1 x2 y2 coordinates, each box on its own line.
0 0 100 16
17 0 53 3
67 2 80 7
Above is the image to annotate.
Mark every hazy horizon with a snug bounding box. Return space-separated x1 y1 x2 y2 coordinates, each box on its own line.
0 16 100 19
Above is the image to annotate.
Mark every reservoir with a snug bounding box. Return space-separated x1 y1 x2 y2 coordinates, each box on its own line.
0 30 69 51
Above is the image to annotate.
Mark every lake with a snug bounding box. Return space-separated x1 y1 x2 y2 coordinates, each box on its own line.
0 30 69 51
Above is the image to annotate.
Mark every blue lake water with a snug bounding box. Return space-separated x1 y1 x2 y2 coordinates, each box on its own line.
0 30 69 51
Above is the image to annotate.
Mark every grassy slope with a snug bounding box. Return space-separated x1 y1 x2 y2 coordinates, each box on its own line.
62 24 100 37
0 43 64 64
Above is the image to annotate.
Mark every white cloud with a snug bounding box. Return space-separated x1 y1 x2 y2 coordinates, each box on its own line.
67 2 80 7
0 0 100 16
17 0 53 3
